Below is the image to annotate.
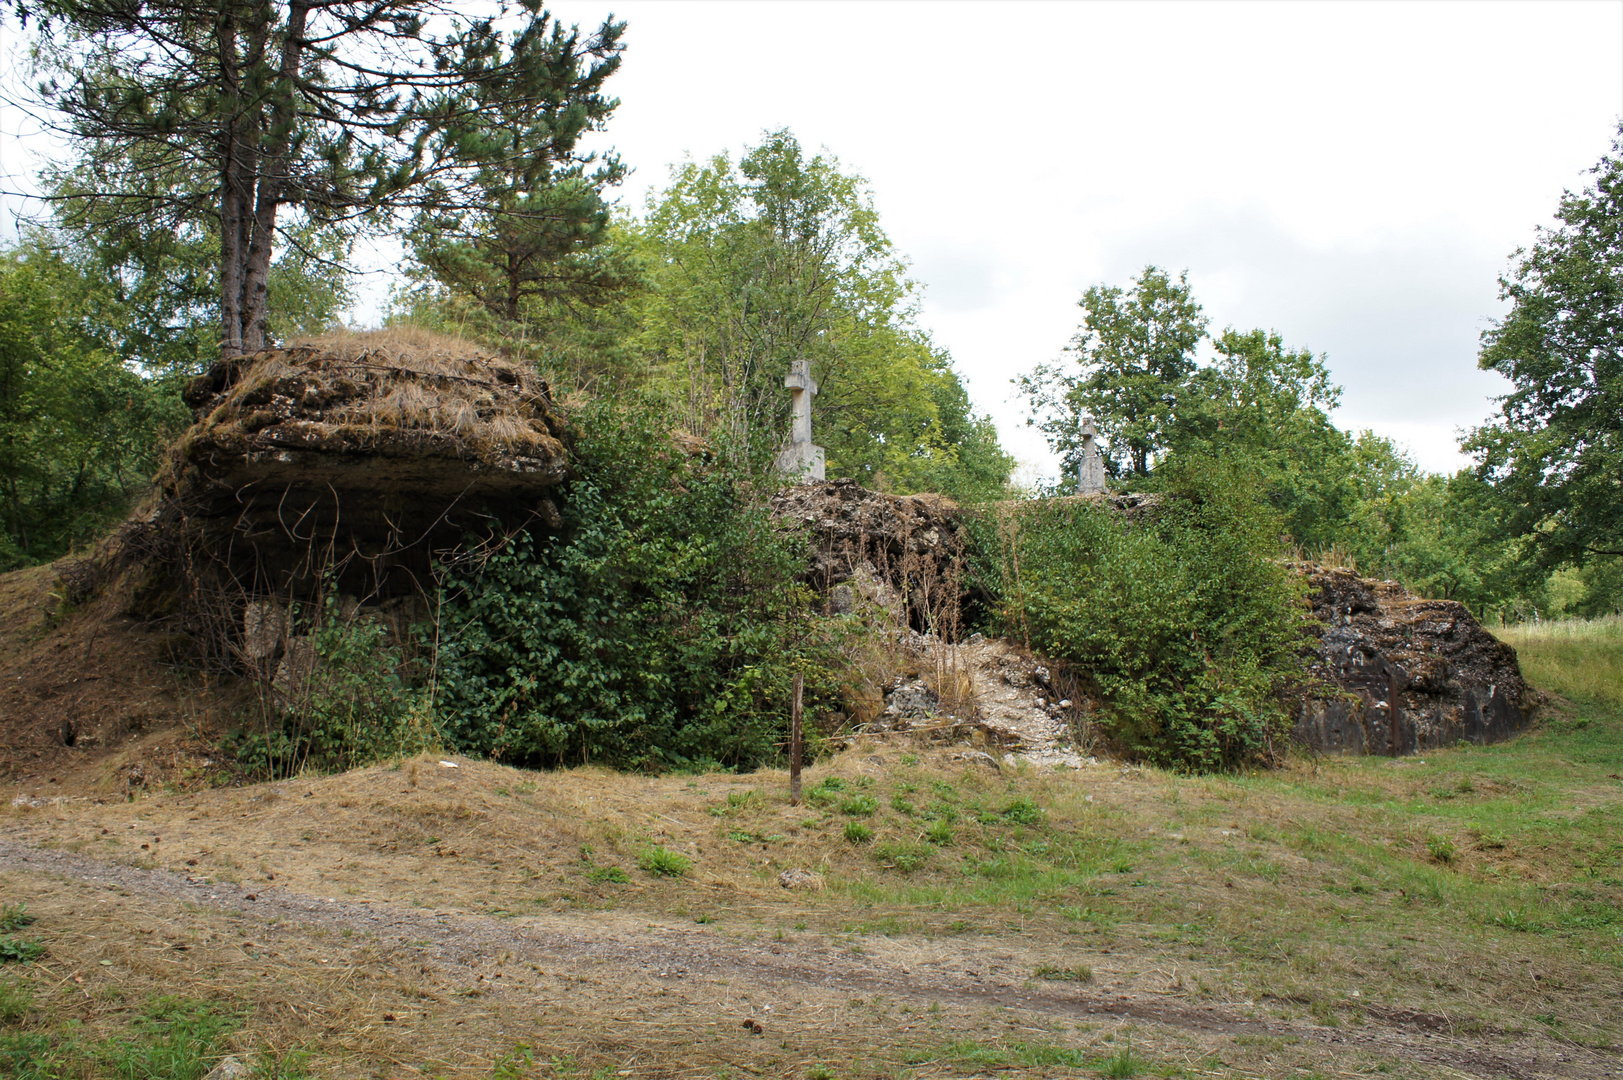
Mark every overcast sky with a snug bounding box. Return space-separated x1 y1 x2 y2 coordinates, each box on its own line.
4 2 1620 478
552 0 1623 477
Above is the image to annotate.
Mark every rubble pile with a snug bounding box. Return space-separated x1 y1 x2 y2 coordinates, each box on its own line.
854 634 1101 771
770 479 964 630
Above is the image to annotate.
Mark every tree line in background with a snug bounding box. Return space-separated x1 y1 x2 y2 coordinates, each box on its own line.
0 0 1618 630
1020 129 1623 623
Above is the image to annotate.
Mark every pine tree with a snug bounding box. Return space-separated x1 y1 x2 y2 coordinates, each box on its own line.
22 0 609 357
410 13 632 327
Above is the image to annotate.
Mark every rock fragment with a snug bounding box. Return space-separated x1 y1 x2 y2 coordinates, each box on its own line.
777 868 824 891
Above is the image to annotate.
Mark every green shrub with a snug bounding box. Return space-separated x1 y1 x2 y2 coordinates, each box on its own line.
0 906 33 933
586 866 630 884
436 395 824 771
638 846 692 878
966 459 1305 770
232 601 433 778
843 821 874 843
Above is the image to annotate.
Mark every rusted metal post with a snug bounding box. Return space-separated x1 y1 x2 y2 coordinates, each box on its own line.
789 671 804 805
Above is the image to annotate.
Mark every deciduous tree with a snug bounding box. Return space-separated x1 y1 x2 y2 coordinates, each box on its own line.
0 249 183 567
631 130 1011 495
1019 266 1208 478
1468 125 1623 567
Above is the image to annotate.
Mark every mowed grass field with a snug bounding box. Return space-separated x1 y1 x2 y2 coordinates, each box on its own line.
0 620 1619 1078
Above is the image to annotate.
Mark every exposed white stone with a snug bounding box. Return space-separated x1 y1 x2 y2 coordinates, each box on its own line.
1077 415 1106 493
775 359 826 482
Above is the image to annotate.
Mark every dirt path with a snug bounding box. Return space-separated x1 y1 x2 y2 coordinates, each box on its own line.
3 840 1611 1080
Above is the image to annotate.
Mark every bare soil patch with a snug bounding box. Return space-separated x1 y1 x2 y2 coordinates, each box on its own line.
0 563 243 794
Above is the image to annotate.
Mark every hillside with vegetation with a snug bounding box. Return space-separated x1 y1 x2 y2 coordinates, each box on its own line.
0 2 1619 1077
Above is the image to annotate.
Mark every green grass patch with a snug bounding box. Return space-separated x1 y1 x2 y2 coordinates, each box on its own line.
637 846 691 878
838 795 878 817
0 938 42 964
1499 616 1623 710
1033 962 1093 982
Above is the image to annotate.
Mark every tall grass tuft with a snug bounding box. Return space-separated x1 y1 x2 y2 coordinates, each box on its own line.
1497 616 1623 710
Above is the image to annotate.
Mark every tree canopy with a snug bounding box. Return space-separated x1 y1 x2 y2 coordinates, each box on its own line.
408 12 634 329
25 0 618 357
626 130 1012 497
0 246 184 567
1019 266 1207 478
1468 124 1623 568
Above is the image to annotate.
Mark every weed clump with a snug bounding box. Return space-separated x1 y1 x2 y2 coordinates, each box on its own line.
638 846 692 878
1033 962 1093 982
1097 1038 1141 1078
0 977 31 1023
838 795 878 817
874 841 932 873
1426 834 1458 865
1000 796 1044 825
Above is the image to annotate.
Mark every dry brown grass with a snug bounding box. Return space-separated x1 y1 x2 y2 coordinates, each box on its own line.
292 326 501 365
185 328 561 463
6 634 1623 1080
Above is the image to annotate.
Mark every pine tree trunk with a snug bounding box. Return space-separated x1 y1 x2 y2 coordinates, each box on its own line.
238 0 310 353
218 8 270 358
217 11 247 357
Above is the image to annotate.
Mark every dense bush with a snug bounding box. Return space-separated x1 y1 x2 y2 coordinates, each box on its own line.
233 602 432 778
433 396 819 770
968 460 1306 770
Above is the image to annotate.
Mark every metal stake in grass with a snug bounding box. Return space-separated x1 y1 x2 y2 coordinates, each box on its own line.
790 671 804 805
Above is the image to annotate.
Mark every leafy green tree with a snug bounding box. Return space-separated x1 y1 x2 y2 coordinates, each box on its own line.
1020 266 1208 478
630 130 1011 496
23 0 598 357
1468 125 1623 568
1165 328 1356 549
1369 472 1523 616
409 13 636 330
1335 431 1421 564
0 251 183 567
633 131 899 452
